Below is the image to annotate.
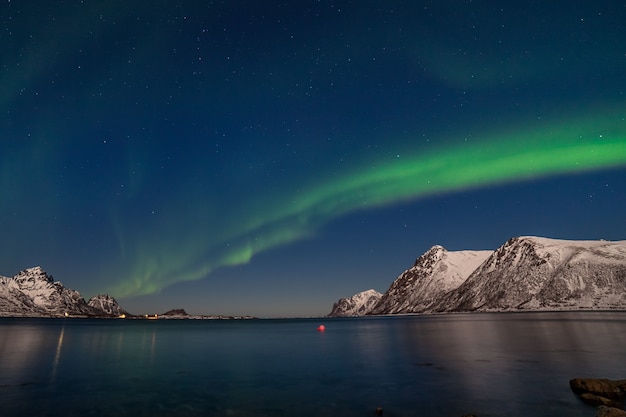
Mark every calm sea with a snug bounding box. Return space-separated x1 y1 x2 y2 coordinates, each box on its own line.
1 312 625 417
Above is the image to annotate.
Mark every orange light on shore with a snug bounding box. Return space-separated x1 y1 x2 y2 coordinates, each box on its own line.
317 324 326 332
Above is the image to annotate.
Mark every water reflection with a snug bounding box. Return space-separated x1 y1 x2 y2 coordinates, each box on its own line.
0 321 55 385
312 313 626 416
0 320 164 386
389 312 626 415
0 313 625 417
51 324 65 382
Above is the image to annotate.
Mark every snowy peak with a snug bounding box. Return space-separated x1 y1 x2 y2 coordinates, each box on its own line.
0 267 128 317
331 236 626 316
328 289 382 317
13 266 54 286
483 236 626 268
370 246 492 314
515 236 626 264
3 266 84 314
88 294 127 317
413 245 446 268
435 237 626 312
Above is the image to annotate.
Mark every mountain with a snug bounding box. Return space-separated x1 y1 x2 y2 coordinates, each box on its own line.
87 294 128 317
328 289 382 317
161 308 189 317
433 236 626 312
0 266 125 317
369 246 492 314
330 236 626 316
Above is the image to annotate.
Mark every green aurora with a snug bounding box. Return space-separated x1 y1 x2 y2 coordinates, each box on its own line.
111 107 626 297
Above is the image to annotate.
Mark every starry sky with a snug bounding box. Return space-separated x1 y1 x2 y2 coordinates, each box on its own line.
2 1 626 317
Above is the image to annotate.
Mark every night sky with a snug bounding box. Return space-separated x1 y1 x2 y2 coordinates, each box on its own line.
2 1 625 317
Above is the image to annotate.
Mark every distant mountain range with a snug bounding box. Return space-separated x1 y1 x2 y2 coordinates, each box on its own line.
0 266 127 317
4 236 625 319
0 266 255 319
329 236 626 316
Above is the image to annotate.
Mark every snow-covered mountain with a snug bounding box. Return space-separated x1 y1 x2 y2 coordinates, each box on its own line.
433 236 626 312
0 266 126 317
330 236 626 316
87 294 128 317
328 289 382 317
370 246 492 314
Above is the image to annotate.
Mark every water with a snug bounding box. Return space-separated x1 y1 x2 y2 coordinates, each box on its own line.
1 312 625 417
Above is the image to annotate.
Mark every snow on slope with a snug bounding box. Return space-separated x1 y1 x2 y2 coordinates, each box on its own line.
434 236 626 312
0 267 125 317
328 289 382 317
370 245 492 314
87 294 127 316
0 267 86 316
0 273 40 316
331 236 626 316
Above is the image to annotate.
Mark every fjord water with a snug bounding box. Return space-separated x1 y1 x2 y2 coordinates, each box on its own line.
1 313 625 417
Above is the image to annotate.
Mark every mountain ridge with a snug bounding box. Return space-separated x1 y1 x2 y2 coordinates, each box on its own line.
0 266 127 318
0 267 256 319
328 236 626 316
433 236 626 312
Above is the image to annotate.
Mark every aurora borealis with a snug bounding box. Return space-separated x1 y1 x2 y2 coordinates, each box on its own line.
2 1 626 316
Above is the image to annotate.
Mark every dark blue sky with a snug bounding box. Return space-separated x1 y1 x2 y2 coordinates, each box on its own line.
1 1 625 317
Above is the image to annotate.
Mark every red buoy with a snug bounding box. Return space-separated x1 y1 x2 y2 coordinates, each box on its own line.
317 324 326 332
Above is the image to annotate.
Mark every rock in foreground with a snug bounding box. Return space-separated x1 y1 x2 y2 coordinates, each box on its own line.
597 406 626 417
570 378 626 409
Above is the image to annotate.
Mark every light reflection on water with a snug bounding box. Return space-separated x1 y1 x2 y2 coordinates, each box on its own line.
0 312 625 417
51 324 64 382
